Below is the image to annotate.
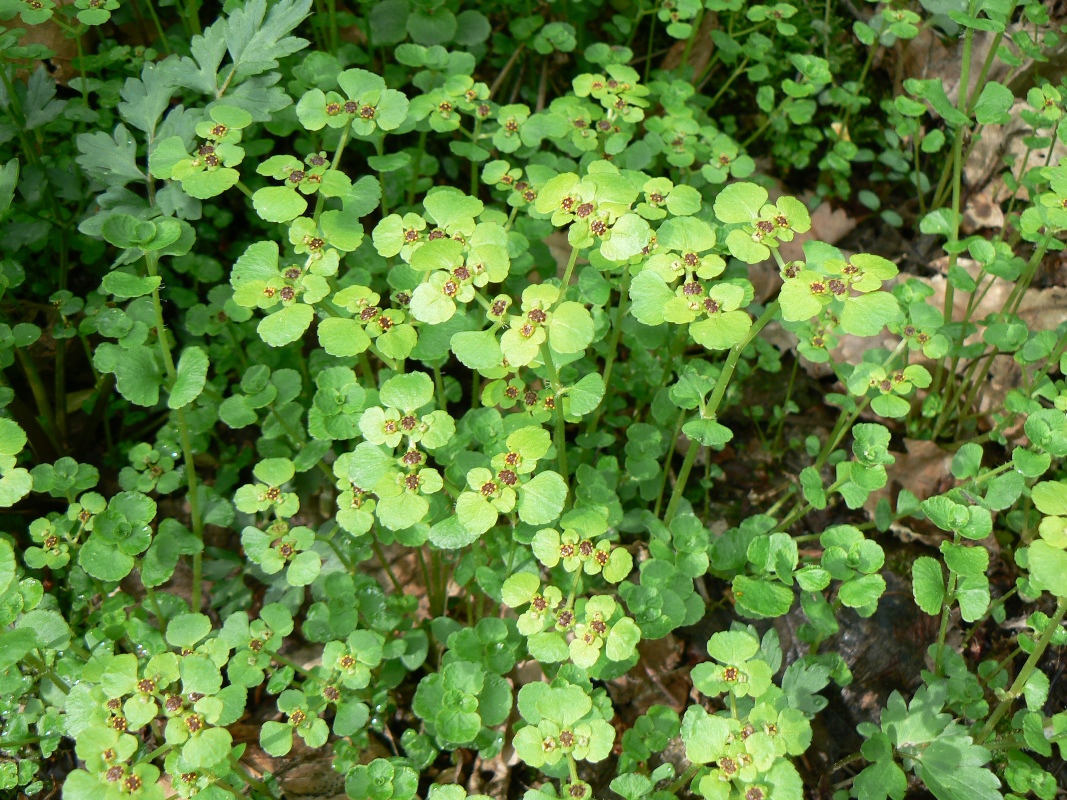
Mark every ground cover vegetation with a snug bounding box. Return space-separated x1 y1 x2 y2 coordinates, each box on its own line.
0 0 1066 798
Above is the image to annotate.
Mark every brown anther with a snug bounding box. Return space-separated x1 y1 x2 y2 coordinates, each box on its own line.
288 170 305 183
723 666 739 681
903 325 916 337
576 202 594 218
523 189 536 202
326 103 342 115
43 535 59 549
583 632 596 644
377 316 394 331
323 686 340 702
504 119 519 132
404 228 419 242
614 97 626 109
359 105 376 119
307 237 325 250
197 144 215 157
79 509 92 522
309 154 326 166
210 124 227 137
765 723 778 735
598 120 612 131
590 219 607 235
453 265 471 281
405 474 421 491
746 789 765 800
137 678 156 694
543 737 557 751
809 281 827 294
683 252 700 267
648 192 665 204
590 619 607 634
524 390 538 406
560 543 576 558
265 486 282 501
402 450 422 465
569 784 589 799
165 695 183 712
443 280 459 297
384 421 398 434
578 540 594 557
343 101 358 114
718 154 731 166
181 773 197 784
249 639 263 652
505 386 519 399
774 214 789 227
124 775 143 792
491 299 507 316
359 307 380 322
544 395 555 410
531 595 548 611
560 195 576 211
477 104 491 116
917 332 930 344
741 724 755 739
557 610 575 627
339 655 356 669
719 756 738 775
110 716 127 732
186 714 203 733
284 267 302 280
103 748 116 761
559 729 576 747
464 89 477 102
278 543 294 558
594 549 609 566
107 698 122 711
204 154 220 167
756 219 775 234
438 101 453 114
279 286 295 301
498 469 517 486
591 81 605 91
263 286 277 298
682 281 702 296
106 766 124 782
289 709 306 726
827 279 846 295
520 323 535 337
500 175 515 185
480 481 497 497
503 452 520 466
879 379 893 392
703 298 720 314
528 308 547 324
400 415 418 430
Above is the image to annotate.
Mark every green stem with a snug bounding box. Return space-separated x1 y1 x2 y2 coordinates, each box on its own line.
664 301 779 523
23 653 70 694
667 763 701 794
145 253 205 611
540 342 570 487
584 264 631 436
975 597 1067 744
14 348 60 453
934 532 963 675
270 651 315 678
229 754 275 797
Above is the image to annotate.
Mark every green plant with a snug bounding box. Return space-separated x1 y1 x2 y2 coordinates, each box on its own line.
1 0 1066 799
